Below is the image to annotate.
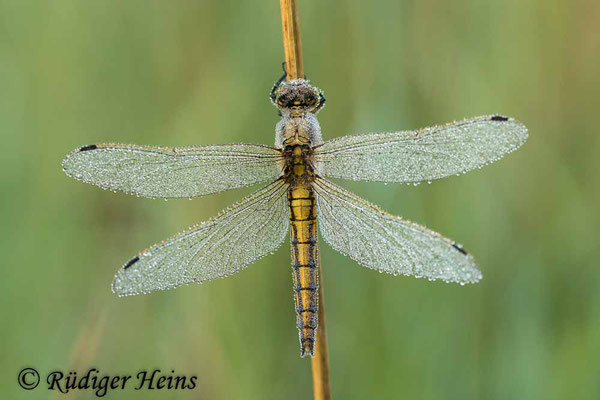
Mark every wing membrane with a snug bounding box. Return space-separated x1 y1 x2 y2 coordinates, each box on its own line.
62 143 283 198
314 115 527 184
112 180 289 296
314 178 481 284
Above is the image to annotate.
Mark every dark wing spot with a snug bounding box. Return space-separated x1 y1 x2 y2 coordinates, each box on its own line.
452 243 468 255
124 256 140 269
490 115 509 121
79 144 98 152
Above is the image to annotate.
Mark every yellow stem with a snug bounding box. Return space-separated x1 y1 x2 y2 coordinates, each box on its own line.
279 0 304 80
310 266 331 400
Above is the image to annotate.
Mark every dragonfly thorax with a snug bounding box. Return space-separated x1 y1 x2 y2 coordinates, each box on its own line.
273 79 325 148
276 113 323 148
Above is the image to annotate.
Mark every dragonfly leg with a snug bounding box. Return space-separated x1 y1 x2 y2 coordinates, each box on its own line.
270 62 288 103
312 90 326 114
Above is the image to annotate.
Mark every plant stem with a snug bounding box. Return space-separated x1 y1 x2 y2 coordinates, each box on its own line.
310 268 331 400
279 0 304 79
279 2 332 399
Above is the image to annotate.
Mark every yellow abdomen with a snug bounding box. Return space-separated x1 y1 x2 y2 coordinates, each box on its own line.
286 144 319 357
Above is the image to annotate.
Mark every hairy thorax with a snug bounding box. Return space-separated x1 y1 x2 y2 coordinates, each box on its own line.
277 113 322 186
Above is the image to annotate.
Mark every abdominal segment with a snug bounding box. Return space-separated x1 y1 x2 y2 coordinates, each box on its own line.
288 184 318 357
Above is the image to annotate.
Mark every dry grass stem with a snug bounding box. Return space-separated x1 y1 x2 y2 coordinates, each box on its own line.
279 0 304 80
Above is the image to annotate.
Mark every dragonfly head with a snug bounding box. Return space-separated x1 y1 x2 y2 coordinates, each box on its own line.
272 79 324 115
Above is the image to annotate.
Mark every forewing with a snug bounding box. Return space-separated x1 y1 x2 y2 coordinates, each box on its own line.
112 180 289 296
314 178 481 284
62 143 282 198
314 115 527 184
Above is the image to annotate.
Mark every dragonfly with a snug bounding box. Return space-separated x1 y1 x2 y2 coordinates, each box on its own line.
62 72 528 357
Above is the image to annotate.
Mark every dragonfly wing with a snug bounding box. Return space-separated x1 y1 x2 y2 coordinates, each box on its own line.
112 180 289 296
314 178 481 284
314 115 527 184
62 143 282 198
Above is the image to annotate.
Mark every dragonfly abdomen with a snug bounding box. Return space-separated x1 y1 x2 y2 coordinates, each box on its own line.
288 184 319 357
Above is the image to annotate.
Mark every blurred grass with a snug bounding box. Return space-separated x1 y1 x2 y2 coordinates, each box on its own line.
1 0 599 399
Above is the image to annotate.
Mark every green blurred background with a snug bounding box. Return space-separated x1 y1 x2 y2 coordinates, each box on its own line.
2 1 599 399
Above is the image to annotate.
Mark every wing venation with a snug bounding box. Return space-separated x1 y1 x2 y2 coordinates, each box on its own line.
62 143 283 198
112 180 289 296
314 115 527 184
314 178 481 284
